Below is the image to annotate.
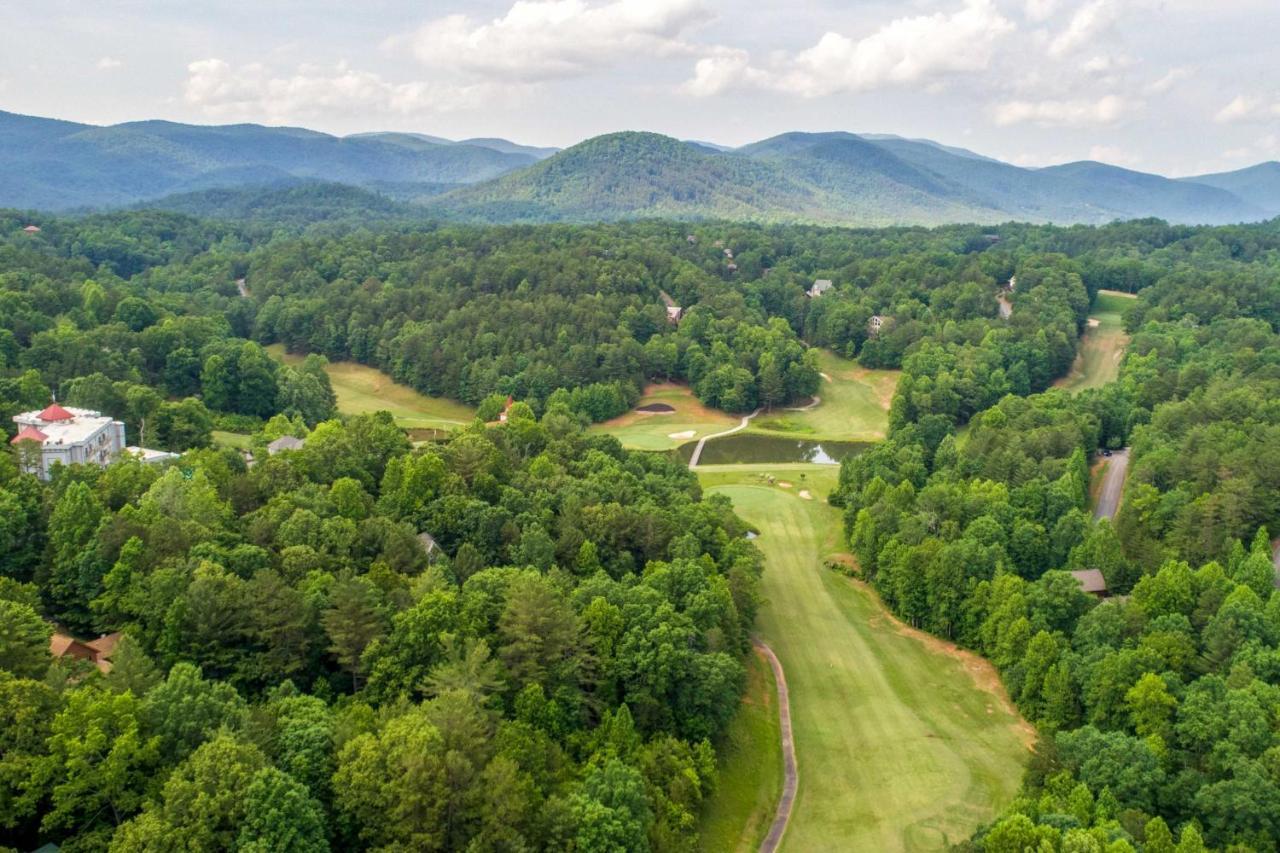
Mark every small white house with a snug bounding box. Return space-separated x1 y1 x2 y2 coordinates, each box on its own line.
868 314 884 335
267 435 306 455
666 305 684 323
808 279 834 298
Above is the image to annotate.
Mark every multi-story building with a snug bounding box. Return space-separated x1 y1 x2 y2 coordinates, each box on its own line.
10 402 127 479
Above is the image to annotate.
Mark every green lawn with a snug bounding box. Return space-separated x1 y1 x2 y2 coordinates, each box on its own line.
702 466 1030 852
698 649 784 853
266 345 476 431
751 351 898 442
1055 290 1135 393
592 383 739 451
211 430 251 450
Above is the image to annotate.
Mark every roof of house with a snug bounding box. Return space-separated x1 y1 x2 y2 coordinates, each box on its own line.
267 435 305 454
11 425 48 445
126 446 180 463
85 632 123 657
1070 569 1108 594
51 631 124 674
38 402 74 422
417 532 439 553
23 225 41 233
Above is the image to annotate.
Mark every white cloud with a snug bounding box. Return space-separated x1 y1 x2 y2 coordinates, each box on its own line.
1048 0 1118 58
684 0 1015 98
1024 0 1060 23
1145 66 1191 95
392 0 711 80
993 94 1131 127
96 57 123 71
183 59 509 121
1213 94 1280 123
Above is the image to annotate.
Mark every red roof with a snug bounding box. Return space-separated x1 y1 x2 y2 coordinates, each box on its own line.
10 425 47 445
38 403 74 422
23 225 41 233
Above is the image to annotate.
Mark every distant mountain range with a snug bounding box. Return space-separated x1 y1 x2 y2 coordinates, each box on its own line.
2 109 1277 226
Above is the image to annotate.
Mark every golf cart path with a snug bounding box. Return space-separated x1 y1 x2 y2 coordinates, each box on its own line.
687 408 761 468
756 639 797 853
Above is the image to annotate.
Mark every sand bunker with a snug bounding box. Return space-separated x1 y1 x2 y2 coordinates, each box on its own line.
778 481 793 489
1086 317 1101 328
635 403 677 414
799 490 813 500
668 430 696 440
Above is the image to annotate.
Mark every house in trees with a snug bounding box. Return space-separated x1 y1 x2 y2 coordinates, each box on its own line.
666 305 684 323
267 435 306 455
10 403 126 480
22 224 41 234
498 395 516 423
808 279 834 298
868 314 884 335
50 631 122 674
1069 569 1108 598
417 532 440 563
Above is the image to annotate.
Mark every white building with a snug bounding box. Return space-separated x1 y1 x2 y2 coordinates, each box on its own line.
808 279 834 298
10 403 126 480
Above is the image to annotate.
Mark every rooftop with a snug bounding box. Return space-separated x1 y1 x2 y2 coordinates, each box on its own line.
1069 569 1108 594
14 405 120 446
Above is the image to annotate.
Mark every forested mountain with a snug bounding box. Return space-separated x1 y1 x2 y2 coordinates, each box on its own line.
0 111 538 210
1184 162 1280 217
434 131 1266 226
3 109 1277 226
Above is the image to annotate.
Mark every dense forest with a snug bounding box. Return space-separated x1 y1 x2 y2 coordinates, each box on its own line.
5 204 1280 850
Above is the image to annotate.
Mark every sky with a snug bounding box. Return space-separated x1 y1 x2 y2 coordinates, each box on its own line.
2 0 1278 176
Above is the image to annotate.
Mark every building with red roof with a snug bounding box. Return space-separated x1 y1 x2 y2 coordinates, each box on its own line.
11 403 126 479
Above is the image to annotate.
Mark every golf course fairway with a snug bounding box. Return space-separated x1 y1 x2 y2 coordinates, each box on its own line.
701 465 1031 852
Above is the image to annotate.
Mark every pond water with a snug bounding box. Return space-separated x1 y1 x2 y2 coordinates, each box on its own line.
679 433 870 465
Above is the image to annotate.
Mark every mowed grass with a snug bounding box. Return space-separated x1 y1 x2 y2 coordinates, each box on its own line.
1055 289 1136 393
702 466 1030 852
752 350 898 442
211 430 251 450
697 649 784 853
592 383 739 451
266 345 476 431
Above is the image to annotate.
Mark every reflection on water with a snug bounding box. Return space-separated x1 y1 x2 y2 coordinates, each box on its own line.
679 433 869 465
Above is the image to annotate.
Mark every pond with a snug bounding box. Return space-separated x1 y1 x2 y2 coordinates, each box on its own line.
678 433 870 465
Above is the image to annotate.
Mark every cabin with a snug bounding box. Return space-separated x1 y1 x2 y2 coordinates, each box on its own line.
808 279 834 298
726 262 737 273
868 314 884 335
1069 569 1108 598
666 305 684 323
686 234 697 244
50 631 122 674
23 224 41 234
723 248 734 259
267 435 306 455
1005 275 1017 293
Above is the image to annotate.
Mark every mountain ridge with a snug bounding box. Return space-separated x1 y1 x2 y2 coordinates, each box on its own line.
1 109 1275 226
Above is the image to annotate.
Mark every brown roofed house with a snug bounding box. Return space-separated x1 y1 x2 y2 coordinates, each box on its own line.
50 631 123 674
1070 569 1108 597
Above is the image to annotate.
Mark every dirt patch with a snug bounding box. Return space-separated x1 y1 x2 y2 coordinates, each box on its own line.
1086 317 1100 328
635 402 676 414
843 575 1038 751
777 481 793 489
798 489 813 500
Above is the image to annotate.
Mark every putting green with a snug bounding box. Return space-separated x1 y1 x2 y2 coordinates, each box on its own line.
267 345 476 432
591 383 739 451
751 351 898 442
1055 290 1135 393
702 466 1030 852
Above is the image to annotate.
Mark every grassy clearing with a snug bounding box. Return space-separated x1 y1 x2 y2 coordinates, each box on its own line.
1055 290 1135 393
751 351 898 442
266 345 476 431
211 430 251 450
592 383 739 451
702 466 1029 852
698 649 784 853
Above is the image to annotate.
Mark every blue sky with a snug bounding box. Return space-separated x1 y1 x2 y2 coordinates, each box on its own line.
2 0 1277 175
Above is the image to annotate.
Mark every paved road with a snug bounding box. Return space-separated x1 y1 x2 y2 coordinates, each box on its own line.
754 639 796 853
687 408 760 468
1094 448 1130 520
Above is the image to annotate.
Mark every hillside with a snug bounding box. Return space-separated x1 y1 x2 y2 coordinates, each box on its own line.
0 111 536 210
1183 161 1280 216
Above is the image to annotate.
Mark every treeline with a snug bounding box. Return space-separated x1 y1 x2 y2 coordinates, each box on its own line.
0 407 761 851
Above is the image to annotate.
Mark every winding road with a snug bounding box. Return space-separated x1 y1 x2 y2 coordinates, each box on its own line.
687 408 761 468
755 639 797 853
1093 448 1129 520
